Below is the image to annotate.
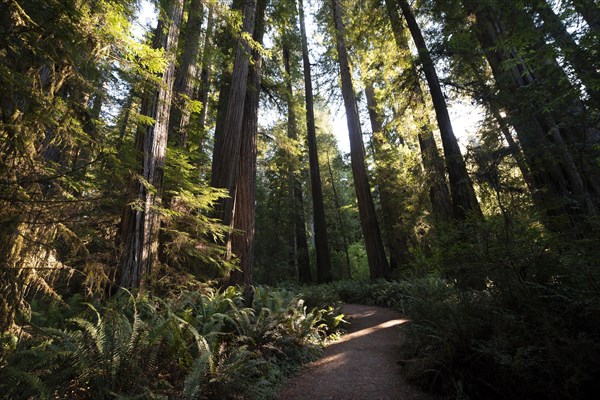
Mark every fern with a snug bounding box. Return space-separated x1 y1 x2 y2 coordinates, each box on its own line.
0 365 50 399
182 353 210 400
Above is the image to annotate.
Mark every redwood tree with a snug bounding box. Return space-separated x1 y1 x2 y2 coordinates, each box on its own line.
398 0 482 220
283 42 311 282
169 0 204 147
383 0 453 224
210 0 256 246
331 0 390 280
299 0 331 283
229 0 268 287
119 0 184 289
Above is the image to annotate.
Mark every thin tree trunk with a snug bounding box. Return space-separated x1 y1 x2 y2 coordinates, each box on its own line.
364 81 409 270
210 0 256 246
534 1 600 107
299 0 329 283
325 149 352 279
170 0 204 147
398 0 482 220
118 92 134 143
197 8 214 138
283 43 311 282
331 0 390 280
417 130 454 223
229 0 266 287
465 0 597 231
119 0 184 289
383 0 452 223
489 105 536 192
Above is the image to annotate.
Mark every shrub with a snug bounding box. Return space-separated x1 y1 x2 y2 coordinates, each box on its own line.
317 271 600 399
0 285 342 399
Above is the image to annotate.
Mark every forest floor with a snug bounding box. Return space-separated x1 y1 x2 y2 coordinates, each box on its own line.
276 304 436 400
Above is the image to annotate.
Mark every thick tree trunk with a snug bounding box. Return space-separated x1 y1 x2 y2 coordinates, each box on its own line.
210 0 256 244
299 0 329 283
228 0 267 287
398 0 482 220
119 0 184 289
283 43 311 282
331 0 390 280
364 82 409 270
384 0 452 223
170 0 204 147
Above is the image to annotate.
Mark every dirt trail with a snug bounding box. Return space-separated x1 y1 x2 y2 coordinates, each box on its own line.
276 304 433 400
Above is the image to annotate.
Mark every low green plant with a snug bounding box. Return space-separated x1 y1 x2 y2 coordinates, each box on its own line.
0 285 341 399
315 242 600 400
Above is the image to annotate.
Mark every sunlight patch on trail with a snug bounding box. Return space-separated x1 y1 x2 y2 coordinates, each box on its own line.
345 319 409 341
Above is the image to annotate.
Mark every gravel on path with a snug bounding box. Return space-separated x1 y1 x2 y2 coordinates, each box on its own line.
276 304 434 400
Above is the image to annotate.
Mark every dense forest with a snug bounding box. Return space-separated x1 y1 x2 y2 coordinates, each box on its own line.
1 0 599 398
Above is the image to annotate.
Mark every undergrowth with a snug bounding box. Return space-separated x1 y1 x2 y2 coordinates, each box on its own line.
0 286 343 399
302 274 600 400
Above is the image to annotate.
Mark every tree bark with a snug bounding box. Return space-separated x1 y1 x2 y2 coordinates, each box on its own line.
229 0 267 287
283 43 311 282
331 0 390 280
119 0 184 289
210 0 256 246
170 0 203 147
398 0 482 220
197 8 214 139
299 0 330 283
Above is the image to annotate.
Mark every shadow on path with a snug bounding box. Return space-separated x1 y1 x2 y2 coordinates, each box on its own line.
276 304 433 400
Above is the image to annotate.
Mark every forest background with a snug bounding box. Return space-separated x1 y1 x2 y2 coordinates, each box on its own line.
1 0 599 399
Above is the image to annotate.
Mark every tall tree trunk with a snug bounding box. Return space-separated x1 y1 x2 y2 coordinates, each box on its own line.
210 0 256 248
212 0 244 156
331 0 390 280
489 104 536 192
119 0 184 289
170 0 204 147
384 0 452 223
118 91 134 136
197 8 214 139
299 0 329 283
398 0 482 220
533 1 600 107
229 0 266 287
364 81 409 270
325 149 352 279
464 0 598 231
283 43 311 282
418 129 454 223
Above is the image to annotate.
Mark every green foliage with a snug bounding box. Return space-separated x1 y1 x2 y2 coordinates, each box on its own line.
0 285 341 399
347 242 370 280
316 219 600 400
